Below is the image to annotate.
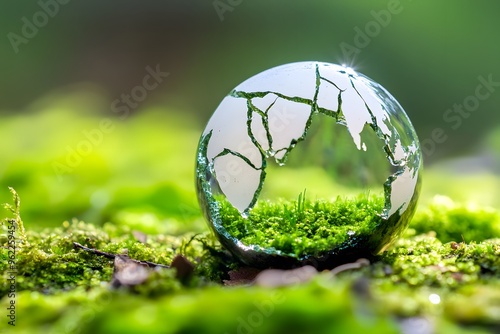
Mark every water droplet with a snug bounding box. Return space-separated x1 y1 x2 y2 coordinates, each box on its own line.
196 61 422 267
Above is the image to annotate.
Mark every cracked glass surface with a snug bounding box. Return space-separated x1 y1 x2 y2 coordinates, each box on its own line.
196 61 422 263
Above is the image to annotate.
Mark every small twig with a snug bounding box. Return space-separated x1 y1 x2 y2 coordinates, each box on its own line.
73 242 169 268
73 242 116 259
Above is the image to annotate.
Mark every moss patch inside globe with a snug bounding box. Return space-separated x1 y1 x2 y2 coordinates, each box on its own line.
219 193 384 258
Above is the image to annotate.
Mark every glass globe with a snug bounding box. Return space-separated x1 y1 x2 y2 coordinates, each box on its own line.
196 61 422 268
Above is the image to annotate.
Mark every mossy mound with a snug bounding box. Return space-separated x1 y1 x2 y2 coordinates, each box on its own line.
219 193 384 257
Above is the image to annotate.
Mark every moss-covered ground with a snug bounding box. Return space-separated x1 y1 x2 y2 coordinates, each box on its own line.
1 191 499 333
1 109 500 333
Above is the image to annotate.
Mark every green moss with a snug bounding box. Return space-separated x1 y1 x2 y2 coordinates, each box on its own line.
0 218 233 297
219 193 384 257
368 235 500 327
1 189 500 333
375 232 499 288
0 109 203 231
411 196 500 243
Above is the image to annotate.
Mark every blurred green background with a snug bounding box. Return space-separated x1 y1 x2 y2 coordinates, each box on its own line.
1 0 500 229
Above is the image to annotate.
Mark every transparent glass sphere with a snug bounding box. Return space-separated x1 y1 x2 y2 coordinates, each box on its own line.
196 61 422 268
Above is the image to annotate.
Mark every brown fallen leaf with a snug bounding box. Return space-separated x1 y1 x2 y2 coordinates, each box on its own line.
111 255 151 288
223 267 262 286
254 265 318 288
171 255 195 280
329 258 370 276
